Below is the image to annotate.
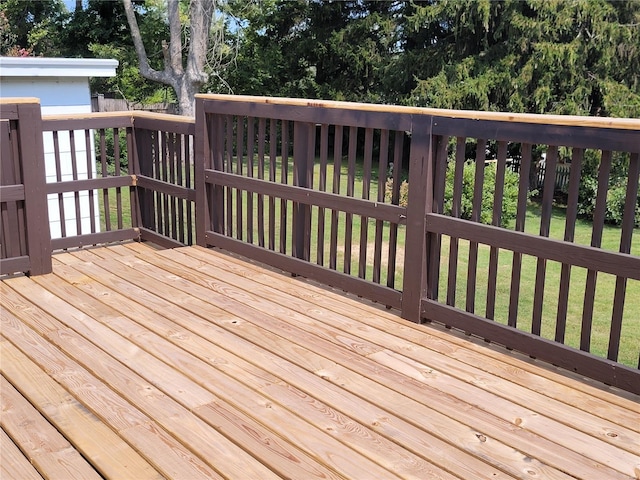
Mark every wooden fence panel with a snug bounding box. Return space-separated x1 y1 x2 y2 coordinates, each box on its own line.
0 100 52 276
196 97 408 310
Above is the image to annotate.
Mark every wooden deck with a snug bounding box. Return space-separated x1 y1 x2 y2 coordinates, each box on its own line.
1 243 639 480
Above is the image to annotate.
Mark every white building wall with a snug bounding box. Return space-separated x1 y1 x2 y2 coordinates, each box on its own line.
0 58 117 240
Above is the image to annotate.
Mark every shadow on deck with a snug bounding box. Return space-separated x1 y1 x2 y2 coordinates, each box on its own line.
1 243 639 480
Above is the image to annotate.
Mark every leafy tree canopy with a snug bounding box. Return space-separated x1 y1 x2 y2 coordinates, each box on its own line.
1 0 638 117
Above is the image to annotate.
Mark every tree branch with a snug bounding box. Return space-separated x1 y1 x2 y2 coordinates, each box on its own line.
186 0 216 86
167 0 184 74
122 0 171 85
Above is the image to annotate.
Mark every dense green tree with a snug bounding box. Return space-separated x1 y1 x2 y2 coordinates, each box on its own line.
0 0 66 56
222 0 318 98
406 0 640 116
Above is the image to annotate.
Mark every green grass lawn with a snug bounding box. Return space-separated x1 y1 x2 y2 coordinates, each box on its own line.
98 158 639 367
99 187 132 232
434 205 639 367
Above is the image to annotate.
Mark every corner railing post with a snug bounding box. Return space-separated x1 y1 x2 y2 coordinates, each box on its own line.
19 100 52 275
400 115 434 322
292 121 315 261
195 96 224 247
134 125 156 232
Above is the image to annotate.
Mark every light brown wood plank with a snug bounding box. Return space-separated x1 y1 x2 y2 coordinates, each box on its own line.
3 243 638 480
185 244 640 419
138 246 637 480
0 312 222 480
47 253 409 479
0 338 163 480
53 250 513 479
199 94 640 130
0 427 45 480
19 272 345 480
74 248 582 480
0 376 102 480
142 246 638 477
2 279 286 480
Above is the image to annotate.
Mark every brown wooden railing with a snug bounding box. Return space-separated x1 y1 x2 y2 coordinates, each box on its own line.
1 96 638 394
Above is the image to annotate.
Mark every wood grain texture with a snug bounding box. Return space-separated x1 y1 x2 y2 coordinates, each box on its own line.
2 243 639 480
196 93 640 130
0 427 45 480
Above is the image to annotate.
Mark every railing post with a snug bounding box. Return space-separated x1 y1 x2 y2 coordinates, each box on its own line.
194 97 207 246
133 124 155 232
18 100 52 275
401 115 434 322
292 121 315 261
195 96 226 247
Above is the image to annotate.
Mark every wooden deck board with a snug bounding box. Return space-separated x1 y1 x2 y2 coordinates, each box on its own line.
1 243 639 480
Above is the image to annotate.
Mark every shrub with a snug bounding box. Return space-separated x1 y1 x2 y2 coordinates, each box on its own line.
443 162 520 227
95 128 129 175
578 150 638 226
385 161 520 227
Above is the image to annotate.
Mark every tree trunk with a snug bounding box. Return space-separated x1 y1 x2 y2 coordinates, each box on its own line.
122 0 217 116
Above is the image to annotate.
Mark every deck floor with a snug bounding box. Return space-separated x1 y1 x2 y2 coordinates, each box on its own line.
1 243 639 479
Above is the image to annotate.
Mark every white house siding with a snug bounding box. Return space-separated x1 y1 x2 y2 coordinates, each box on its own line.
0 58 117 240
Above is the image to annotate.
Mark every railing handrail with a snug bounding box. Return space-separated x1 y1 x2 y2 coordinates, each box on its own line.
41 110 195 125
197 93 640 131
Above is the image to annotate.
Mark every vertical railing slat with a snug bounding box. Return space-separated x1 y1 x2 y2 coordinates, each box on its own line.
85 128 97 234
330 125 343 270
427 135 448 301
317 124 329 266
581 150 612 352
344 126 357 274
268 118 277 251
175 133 185 243
53 131 67 238
236 117 246 241
280 120 289 254
246 117 255 244
386 131 403 289
555 148 584 342
114 128 124 231
508 143 533 327
257 118 266 248
531 146 558 335
373 129 390 284
225 116 234 237
608 152 639 361
447 137 466 306
486 140 508 319
69 130 82 235
358 127 374 279
465 138 487 314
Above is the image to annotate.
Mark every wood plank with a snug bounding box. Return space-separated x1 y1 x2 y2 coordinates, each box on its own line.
2 278 292 480
1 376 102 480
0 339 162 480
53 250 507 480
157 246 639 478
3 243 639 480
198 94 640 130
163 246 640 460
25 269 348 480
77 248 592 480
0 310 223 480
187 245 640 422
47 253 412 479
0 427 44 480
